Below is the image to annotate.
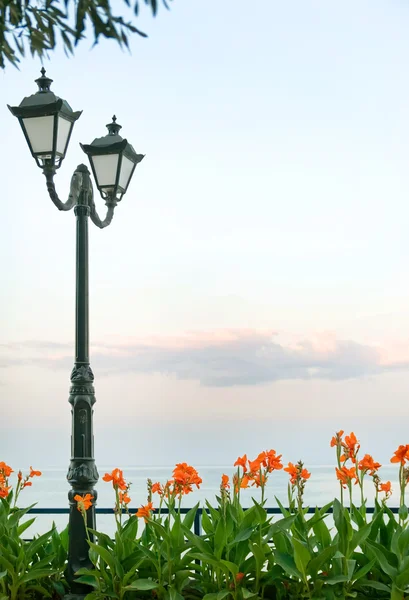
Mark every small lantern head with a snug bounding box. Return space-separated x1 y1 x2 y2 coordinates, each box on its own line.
80 116 144 205
8 68 82 170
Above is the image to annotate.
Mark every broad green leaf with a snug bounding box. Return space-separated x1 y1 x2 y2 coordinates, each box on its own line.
165 586 185 600
214 518 227 558
88 542 116 573
346 559 356 581
75 575 99 588
231 527 254 544
325 574 349 584
183 503 199 530
307 545 337 578
352 558 375 582
399 504 408 522
312 509 331 549
220 559 239 577
8 504 36 528
398 525 409 556
273 551 302 579
350 522 371 553
274 496 290 517
19 568 58 583
366 541 398 579
357 579 391 592
17 517 35 536
292 538 311 578
125 579 160 590
396 563 409 589
201 508 214 534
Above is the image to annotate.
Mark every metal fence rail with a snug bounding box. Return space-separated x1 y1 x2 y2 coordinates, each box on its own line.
28 506 400 537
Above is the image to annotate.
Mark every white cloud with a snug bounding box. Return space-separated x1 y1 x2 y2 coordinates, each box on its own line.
1 330 408 387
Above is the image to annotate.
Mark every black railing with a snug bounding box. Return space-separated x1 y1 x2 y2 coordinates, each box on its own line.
28 506 400 537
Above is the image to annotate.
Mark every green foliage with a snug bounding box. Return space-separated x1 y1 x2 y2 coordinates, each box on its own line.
0 0 171 69
0 492 66 599
2 485 409 599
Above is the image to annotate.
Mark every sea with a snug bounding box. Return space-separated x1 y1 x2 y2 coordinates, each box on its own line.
10 464 403 537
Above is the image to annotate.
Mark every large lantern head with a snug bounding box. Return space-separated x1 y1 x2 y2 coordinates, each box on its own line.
80 116 144 205
8 68 82 170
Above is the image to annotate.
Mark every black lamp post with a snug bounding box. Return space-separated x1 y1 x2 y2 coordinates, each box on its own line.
8 68 144 599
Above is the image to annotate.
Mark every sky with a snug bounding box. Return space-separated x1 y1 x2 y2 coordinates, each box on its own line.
1 0 409 470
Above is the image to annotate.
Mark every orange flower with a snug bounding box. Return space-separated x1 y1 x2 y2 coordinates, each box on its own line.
0 462 13 477
378 481 392 493
233 473 250 493
151 482 163 495
284 462 297 485
265 449 283 472
330 430 344 447
256 451 267 465
0 484 11 498
301 468 311 480
172 463 202 496
102 468 127 490
336 466 358 488
358 454 381 476
251 472 267 488
234 454 248 471
240 474 250 488
248 458 262 474
29 467 42 478
390 444 409 465
340 432 360 464
74 493 94 512
136 501 154 522
235 573 245 583
23 481 32 488
221 474 230 489
119 491 131 504
17 471 22 481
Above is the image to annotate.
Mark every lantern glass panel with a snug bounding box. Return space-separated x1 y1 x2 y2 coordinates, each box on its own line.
118 155 135 191
91 154 119 187
56 116 72 155
22 115 54 154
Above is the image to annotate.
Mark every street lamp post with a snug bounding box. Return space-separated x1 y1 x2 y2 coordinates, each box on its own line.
8 69 144 599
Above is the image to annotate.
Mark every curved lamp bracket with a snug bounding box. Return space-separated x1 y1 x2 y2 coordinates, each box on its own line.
44 164 115 229
44 167 83 212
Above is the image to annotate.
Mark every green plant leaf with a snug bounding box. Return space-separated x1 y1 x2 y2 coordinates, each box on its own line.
17 517 36 536
125 579 160 590
19 568 59 583
75 575 99 588
307 545 337 578
201 508 214 534
292 538 311 578
352 558 375 582
231 527 254 544
350 522 371 554
366 540 398 579
356 579 391 592
88 542 117 573
324 574 349 584
398 525 409 556
183 503 199 530
273 551 302 579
